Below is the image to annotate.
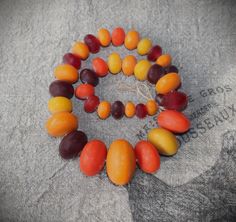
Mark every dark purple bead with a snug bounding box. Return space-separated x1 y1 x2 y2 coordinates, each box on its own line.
80 69 99 86
111 101 125 119
147 45 162 62
147 64 165 84
49 80 74 99
165 65 179 74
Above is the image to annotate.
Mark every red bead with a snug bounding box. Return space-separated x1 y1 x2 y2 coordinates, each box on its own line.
136 104 147 119
84 95 100 113
63 53 81 69
147 45 162 62
84 34 100 54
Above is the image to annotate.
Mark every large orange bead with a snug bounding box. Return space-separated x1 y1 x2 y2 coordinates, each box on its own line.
71 41 89 60
97 28 111 47
122 55 137 76
54 64 79 84
124 30 140 50
156 54 172 67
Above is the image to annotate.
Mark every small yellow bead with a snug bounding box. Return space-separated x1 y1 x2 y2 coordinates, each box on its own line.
134 60 151 81
48 97 72 114
137 38 152 55
108 52 122 74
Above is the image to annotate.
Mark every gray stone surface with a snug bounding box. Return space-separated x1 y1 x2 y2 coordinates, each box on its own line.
0 0 236 221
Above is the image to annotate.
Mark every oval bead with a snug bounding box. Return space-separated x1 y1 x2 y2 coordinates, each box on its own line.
54 64 79 84
111 27 125 46
137 38 152 55
106 139 136 185
92 57 108 77
97 101 111 120
98 28 111 47
147 128 178 156
156 73 181 94
75 84 95 100
48 97 72 114
125 101 136 118
45 112 78 137
71 41 89 60
124 30 140 50
108 52 122 74
122 55 137 76
156 54 172 67
49 80 74 99
157 110 190 133
134 60 151 81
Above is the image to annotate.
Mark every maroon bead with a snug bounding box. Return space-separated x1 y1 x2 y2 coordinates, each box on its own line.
63 53 81 69
80 69 99 86
165 65 179 74
136 104 147 119
49 80 74 99
147 45 162 62
84 34 100 53
59 130 88 159
111 101 125 119
84 95 100 113
147 64 165 84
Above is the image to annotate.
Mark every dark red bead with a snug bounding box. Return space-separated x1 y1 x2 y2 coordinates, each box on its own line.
165 65 179 74
80 69 99 86
147 45 162 62
49 80 74 99
111 101 125 119
147 64 165 84
84 34 100 53
84 95 100 113
63 53 81 69
59 130 88 159
136 104 147 119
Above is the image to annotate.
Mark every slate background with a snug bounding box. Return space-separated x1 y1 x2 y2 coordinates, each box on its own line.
0 0 236 221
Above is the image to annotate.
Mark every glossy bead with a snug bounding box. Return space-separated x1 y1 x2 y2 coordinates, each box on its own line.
49 80 74 99
84 34 100 53
80 69 99 86
165 65 178 74
111 101 125 119
124 29 140 50
122 55 137 76
63 53 81 69
146 100 158 116
84 95 100 113
147 45 162 62
54 64 79 84
48 97 72 114
97 101 111 119
125 101 136 118
157 110 190 133
156 54 172 67
137 38 152 55
134 60 151 81
59 130 88 159
75 84 95 100
147 64 165 84
45 112 78 137
111 27 125 46
71 41 89 60
161 91 188 111
136 103 147 119
97 28 111 47
156 73 181 94
92 57 108 77
108 52 122 74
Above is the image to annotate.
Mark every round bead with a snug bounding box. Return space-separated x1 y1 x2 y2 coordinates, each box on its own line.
122 55 137 76
71 41 89 60
63 53 81 69
75 84 95 100
59 130 88 159
49 80 74 99
147 45 162 62
108 52 122 74
111 27 125 46
137 38 152 55
92 57 108 77
80 69 99 86
84 34 100 54
111 101 125 119
135 103 147 119
54 64 79 84
156 54 172 67
125 102 136 118
48 96 72 114
97 101 111 119
147 64 165 84
124 29 140 50
134 60 151 81
97 28 111 47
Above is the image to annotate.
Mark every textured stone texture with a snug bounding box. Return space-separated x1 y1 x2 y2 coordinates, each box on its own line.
0 0 236 221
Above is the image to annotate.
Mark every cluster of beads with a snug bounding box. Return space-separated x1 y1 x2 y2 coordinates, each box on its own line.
46 27 190 186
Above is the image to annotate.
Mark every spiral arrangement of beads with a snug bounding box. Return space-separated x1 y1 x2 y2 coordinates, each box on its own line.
46 27 190 186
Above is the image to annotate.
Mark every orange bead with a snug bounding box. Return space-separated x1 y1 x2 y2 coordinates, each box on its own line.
71 41 89 60
156 72 181 94
97 28 111 47
75 84 95 100
45 112 78 137
111 27 125 46
54 64 78 84
125 102 136 118
92 57 108 77
97 101 111 120
146 100 158 116
157 110 190 133
156 54 172 67
124 30 140 50
122 55 137 76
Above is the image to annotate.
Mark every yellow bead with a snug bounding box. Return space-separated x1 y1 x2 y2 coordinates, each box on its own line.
108 52 122 74
48 97 72 114
137 38 152 55
134 60 151 81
